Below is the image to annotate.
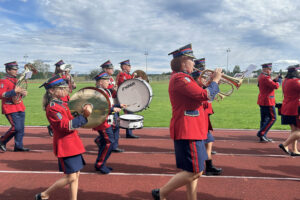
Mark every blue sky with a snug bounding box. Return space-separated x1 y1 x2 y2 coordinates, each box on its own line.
0 0 300 74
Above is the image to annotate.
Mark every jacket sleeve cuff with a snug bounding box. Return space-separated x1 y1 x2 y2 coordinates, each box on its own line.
4 90 16 98
206 81 220 101
69 115 88 130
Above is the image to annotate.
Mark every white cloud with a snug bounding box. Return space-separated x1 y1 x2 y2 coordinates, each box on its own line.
1 0 300 73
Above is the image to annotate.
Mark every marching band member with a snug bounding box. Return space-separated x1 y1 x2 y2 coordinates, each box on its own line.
47 60 76 137
278 65 300 156
36 75 92 200
151 44 221 200
93 71 126 174
101 60 124 153
191 58 222 176
116 59 139 139
256 63 279 142
0 61 29 152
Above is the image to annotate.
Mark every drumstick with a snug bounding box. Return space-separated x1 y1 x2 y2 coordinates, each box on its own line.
111 103 140 114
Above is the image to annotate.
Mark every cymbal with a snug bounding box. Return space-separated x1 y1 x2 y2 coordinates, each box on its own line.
68 87 110 128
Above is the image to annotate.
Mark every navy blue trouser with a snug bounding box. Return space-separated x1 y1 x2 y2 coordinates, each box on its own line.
257 106 276 137
112 112 120 150
0 111 25 149
95 126 115 169
124 110 134 137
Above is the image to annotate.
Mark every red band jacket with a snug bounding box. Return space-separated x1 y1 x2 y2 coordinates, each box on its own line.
257 72 279 106
281 78 300 117
46 100 86 158
116 71 134 86
169 72 219 140
0 75 25 114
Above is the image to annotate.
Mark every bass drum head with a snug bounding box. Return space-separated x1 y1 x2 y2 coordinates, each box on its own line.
68 87 111 128
117 79 152 113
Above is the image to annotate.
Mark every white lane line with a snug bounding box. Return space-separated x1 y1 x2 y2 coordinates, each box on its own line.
27 150 290 157
0 170 299 181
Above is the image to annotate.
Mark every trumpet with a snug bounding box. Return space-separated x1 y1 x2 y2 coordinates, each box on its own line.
194 68 243 101
60 64 72 72
13 63 38 104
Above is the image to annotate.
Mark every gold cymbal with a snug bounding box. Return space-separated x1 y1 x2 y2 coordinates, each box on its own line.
68 87 110 128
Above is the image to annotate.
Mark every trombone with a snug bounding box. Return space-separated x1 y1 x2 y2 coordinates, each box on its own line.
193 68 243 101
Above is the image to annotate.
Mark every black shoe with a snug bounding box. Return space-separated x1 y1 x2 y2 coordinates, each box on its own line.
47 125 53 137
259 136 269 143
151 189 160 200
278 144 290 155
290 152 300 156
205 166 223 176
126 134 139 139
0 141 6 152
211 150 217 155
14 147 30 152
95 166 111 174
35 193 48 200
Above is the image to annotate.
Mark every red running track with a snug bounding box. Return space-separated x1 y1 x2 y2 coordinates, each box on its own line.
0 127 299 200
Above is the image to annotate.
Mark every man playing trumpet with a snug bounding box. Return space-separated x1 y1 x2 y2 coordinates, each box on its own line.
0 61 30 152
256 63 279 142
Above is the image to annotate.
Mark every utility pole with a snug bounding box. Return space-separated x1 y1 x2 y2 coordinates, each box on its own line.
226 48 231 74
24 54 28 63
144 50 148 74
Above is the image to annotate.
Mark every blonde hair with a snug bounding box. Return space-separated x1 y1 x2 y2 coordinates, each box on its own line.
42 90 53 110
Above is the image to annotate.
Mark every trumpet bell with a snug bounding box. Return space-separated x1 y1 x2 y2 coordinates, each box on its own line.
68 87 111 128
199 69 243 98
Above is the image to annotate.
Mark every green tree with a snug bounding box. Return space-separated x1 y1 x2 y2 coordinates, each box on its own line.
232 65 241 75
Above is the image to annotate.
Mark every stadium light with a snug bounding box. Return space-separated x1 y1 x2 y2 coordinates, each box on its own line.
226 48 231 73
144 50 148 74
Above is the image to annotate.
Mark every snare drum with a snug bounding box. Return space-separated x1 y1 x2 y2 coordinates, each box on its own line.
119 114 144 129
117 79 152 113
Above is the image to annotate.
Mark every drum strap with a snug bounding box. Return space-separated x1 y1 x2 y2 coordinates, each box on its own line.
98 87 114 107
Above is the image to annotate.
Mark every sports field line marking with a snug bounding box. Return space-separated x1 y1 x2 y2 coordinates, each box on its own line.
0 170 299 181
0 125 290 132
29 149 289 157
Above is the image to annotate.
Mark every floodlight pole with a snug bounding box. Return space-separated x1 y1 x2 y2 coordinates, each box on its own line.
144 50 148 74
226 48 231 74
24 54 28 63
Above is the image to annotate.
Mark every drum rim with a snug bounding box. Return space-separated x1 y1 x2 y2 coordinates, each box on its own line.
119 114 144 121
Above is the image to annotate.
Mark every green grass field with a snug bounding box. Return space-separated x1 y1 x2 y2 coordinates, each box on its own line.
0 81 288 130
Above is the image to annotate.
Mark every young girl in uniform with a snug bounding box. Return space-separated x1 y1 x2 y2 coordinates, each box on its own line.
35 75 92 200
93 71 126 174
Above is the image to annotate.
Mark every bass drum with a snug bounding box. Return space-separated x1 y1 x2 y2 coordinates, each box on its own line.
117 79 152 113
119 114 144 129
68 87 111 128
